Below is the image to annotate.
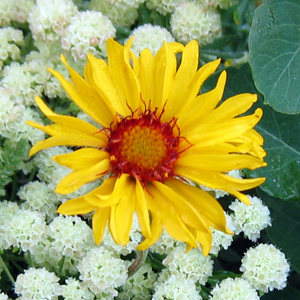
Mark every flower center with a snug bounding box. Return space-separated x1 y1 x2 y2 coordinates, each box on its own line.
106 110 180 184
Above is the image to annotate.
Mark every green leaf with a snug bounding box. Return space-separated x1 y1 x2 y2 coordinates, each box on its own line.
248 0 300 114
261 286 300 300
257 190 300 273
203 64 300 201
250 107 300 201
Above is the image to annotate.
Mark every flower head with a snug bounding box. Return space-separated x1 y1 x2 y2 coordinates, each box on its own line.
27 38 266 255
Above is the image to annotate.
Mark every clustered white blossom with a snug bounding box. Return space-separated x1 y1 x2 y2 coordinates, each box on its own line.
129 24 175 56
61 278 94 300
61 11 116 61
89 0 140 28
0 293 9 300
14 268 62 300
162 243 214 284
209 277 259 300
31 215 95 276
170 2 222 45
153 273 203 300
146 0 185 15
18 181 61 221
0 0 35 26
117 262 157 300
210 213 235 255
240 244 290 293
0 28 23 70
77 247 129 298
0 201 46 252
229 195 272 241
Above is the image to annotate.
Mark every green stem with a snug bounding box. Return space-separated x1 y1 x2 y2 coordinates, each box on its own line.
128 249 148 277
0 254 15 285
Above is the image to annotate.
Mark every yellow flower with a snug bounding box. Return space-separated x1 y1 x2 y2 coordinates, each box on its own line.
27 38 266 255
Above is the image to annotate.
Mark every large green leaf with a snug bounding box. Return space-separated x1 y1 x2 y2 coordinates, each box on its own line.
248 0 300 114
203 64 300 201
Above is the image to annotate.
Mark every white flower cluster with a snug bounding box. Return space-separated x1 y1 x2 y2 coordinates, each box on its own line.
77 247 129 298
162 243 214 284
129 24 174 56
0 28 23 70
89 0 140 28
210 213 235 255
31 215 95 276
18 181 61 221
229 195 271 241
61 11 116 62
209 277 259 300
153 273 203 300
28 0 78 43
61 278 94 300
146 0 185 15
240 244 290 293
0 0 35 26
150 230 180 255
15 268 62 300
0 201 46 252
0 293 9 300
117 262 157 300
170 2 222 45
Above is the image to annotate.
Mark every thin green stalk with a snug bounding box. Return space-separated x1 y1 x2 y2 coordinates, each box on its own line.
0 254 15 285
128 249 148 277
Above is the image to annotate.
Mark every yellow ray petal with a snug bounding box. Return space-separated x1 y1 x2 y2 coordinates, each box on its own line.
55 158 111 194
136 212 163 250
175 165 265 196
135 179 151 238
187 108 263 145
147 183 198 247
154 42 184 116
196 230 213 257
34 96 102 135
163 40 199 119
139 48 155 107
86 54 127 116
107 38 140 113
166 178 231 234
114 176 136 245
53 148 109 170
176 153 267 172
179 71 227 132
28 134 106 157
92 207 111 245
200 93 258 124
57 198 95 215
75 177 119 208
49 56 114 127
152 180 210 233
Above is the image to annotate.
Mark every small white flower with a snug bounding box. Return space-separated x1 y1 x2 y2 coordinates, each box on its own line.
163 243 213 284
117 262 157 300
240 244 290 293
89 0 139 28
28 0 78 42
146 0 185 15
210 214 234 255
209 277 259 300
61 278 95 300
77 247 129 298
128 24 174 56
153 273 202 300
61 11 116 61
15 267 62 300
170 2 222 45
150 230 180 255
229 195 271 241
